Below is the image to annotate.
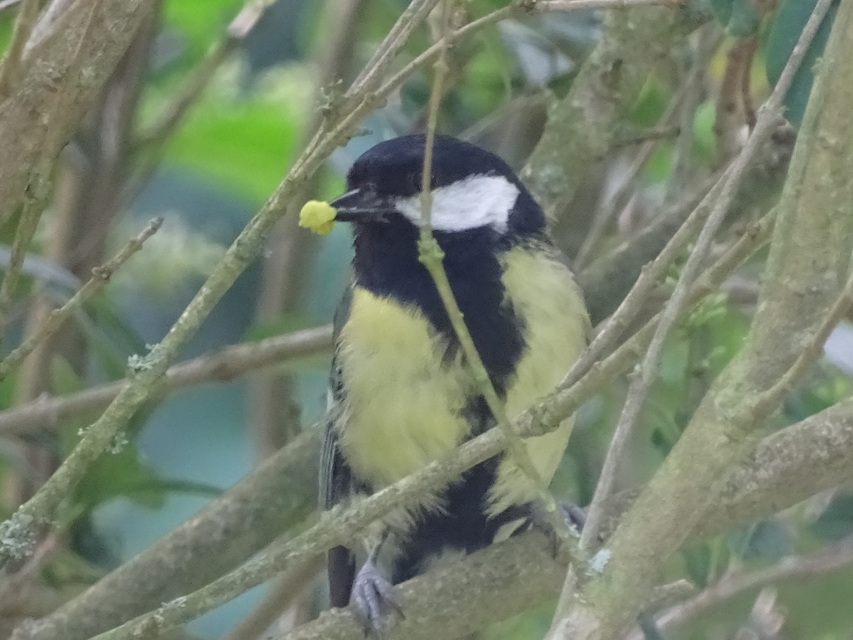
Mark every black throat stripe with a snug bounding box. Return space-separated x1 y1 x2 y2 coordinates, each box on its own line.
350 218 525 396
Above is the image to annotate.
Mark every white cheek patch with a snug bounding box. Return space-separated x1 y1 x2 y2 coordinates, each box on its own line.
395 174 520 232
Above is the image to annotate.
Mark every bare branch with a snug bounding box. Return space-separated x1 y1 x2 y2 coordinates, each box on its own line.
548 1 853 638
0 325 332 436
0 0 41 96
0 218 163 381
0 175 48 345
0 0 444 572
573 91 683 270
10 432 320 640
625 537 853 640
578 0 839 551
0 0 155 222
279 393 853 640
221 555 325 640
521 0 700 216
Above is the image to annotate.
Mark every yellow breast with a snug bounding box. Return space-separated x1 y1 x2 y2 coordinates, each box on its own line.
337 287 474 486
337 245 589 501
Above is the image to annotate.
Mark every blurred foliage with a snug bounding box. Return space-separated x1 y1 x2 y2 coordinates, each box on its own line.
705 0 840 128
766 0 840 127
141 65 308 203
0 0 851 638
160 0 245 72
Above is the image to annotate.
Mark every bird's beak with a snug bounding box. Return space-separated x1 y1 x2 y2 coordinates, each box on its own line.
329 188 395 223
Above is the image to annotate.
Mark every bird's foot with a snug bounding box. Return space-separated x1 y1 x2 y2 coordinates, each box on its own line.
350 559 404 637
528 500 587 556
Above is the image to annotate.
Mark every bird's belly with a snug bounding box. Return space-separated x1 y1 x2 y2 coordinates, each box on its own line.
337 287 472 488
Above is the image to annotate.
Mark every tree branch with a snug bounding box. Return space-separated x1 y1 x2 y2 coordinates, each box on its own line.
579 19 808 546
279 394 853 640
548 1 853 637
520 0 702 218
627 535 853 640
53 205 774 640
0 0 155 222
578 116 794 325
0 0 41 96
10 432 320 640
22 357 853 640
0 325 332 437
0 218 163 381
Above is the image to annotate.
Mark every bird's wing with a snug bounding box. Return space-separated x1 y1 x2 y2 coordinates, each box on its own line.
320 283 354 510
321 413 357 606
320 284 357 608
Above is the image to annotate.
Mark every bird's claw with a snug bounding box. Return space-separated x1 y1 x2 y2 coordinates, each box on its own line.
529 500 587 556
350 560 403 637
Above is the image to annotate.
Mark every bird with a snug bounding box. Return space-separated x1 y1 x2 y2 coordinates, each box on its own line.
318 133 590 633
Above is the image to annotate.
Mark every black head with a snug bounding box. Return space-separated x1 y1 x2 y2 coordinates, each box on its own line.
330 134 545 237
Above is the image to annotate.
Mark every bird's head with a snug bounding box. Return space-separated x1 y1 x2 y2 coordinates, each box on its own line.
329 134 545 238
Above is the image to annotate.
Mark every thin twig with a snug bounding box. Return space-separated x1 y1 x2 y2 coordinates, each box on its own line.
753 269 853 417
0 172 50 346
26 0 76 52
0 0 681 603
60 209 776 640
124 1 268 205
612 125 681 148
0 0 41 96
379 0 669 105
85 429 521 640
0 0 23 12
221 554 325 640
415 0 567 536
0 0 105 339
0 218 163 381
520 210 775 446
625 536 853 640
249 0 367 459
0 324 332 436
714 37 757 166
574 90 684 270
136 2 264 147
344 0 441 99
579 0 835 550
557 169 726 403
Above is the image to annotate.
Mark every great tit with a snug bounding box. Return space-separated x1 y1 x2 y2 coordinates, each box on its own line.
319 134 590 631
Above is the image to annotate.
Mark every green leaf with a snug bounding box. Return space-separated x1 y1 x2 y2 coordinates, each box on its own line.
145 66 305 203
0 14 13 57
709 0 735 27
162 0 243 69
73 440 221 510
766 0 839 127
67 405 222 511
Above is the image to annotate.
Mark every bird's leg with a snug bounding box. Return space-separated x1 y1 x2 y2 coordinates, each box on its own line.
351 536 404 636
